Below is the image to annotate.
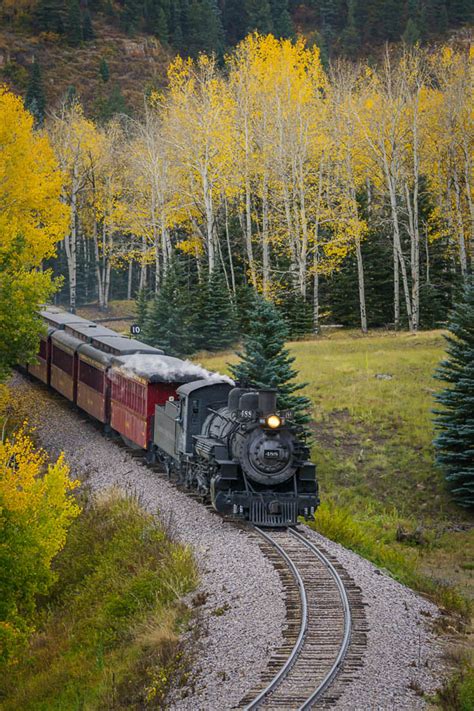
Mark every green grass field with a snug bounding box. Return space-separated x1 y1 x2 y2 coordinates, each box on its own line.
199 330 474 606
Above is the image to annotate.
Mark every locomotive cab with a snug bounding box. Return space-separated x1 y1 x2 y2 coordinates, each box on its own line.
153 379 233 459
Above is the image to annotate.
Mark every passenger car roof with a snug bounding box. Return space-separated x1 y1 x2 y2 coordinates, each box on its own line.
93 336 163 356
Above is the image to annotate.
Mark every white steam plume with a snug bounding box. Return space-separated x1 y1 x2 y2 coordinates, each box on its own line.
114 353 234 385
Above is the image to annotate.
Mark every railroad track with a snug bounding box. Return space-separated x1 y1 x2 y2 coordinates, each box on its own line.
239 527 365 710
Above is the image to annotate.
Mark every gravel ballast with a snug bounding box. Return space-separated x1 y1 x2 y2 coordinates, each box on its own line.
13 375 446 709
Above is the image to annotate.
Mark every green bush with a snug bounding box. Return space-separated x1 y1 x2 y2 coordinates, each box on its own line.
0 490 198 710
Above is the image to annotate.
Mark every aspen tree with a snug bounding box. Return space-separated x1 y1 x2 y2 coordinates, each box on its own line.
0 87 67 375
327 62 369 333
354 52 414 330
88 120 129 310
129 106 176 292
48 102 98 312
164 55 236 275
425 46 472 275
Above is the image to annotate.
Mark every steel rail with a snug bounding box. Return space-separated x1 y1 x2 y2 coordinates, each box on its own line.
289 527 352 710
244 526 309 711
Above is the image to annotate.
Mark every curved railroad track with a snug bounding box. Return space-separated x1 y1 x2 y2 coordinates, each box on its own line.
239 526 365 710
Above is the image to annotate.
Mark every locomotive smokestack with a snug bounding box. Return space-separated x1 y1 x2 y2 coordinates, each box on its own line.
258 389 277 416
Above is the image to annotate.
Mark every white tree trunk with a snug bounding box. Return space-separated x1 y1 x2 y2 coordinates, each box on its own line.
453 167 468 276
127 260 133 300
64 162 78 313
203 173 215 273
383 150 413 330
262 172 270 296
93 217 104 308
313 243 320 334
355 238 368 333
225 197 236 293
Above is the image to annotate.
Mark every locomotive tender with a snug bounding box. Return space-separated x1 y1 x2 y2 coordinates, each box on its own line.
26 306 319 527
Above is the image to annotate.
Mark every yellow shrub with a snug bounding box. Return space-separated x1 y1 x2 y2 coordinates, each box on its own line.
0 427 80 663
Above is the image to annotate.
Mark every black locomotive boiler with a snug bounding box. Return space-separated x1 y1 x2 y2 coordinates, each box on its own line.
154 380 319 526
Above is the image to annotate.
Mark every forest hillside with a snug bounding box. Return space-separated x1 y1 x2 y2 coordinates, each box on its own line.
0 1 472 118
0 4 471 336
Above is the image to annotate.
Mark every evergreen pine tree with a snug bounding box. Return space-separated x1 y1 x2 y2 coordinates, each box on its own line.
142 257 198 357
448 0 473 25
199 269 237 351
270 0 294 38
186 0 224 56
82 10 95 40
230 295 312 433
320 0 339 55
223 0 247 45
154 6 169 42
25 58 46 126
98 84 129 121
235 283 257 335
380 0 403 40
65 0 83 46
34 0 64 34
135 287 151 331
422 0 448 36
99 57 110 83
402 17 421 44
281 290 313 339
433 277 474 508
169 0 185 49
244 0 273 34
64 84 77 108
122 0 143 34
341 0 361 55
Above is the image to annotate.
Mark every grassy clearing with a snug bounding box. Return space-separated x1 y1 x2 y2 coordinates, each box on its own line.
0 490 198 710
199 330 474 616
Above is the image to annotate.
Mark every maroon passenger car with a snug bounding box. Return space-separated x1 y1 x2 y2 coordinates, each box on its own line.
109 354 199 450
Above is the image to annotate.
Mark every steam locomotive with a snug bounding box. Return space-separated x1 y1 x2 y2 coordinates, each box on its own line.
26 306 319 527
154 381 319 526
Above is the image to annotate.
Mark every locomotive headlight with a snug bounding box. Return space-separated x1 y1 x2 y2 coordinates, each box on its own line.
266 414 281 429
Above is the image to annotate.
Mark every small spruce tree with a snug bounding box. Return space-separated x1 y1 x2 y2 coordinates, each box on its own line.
433 277 474 508
25 58 46 126
199 269 237 352
230 295 312 434
341 0 360 55
281 290 313 339
99 84 129 121
135 287 151 331
142 257 197 357
99 57 110 83
64 84 77 107
402 17 420 45
82 10 95 40
186 0 224 57
154 6 169 42
34 0 64 34
244 0 273 34
65 0 82 46
270 0 294 38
